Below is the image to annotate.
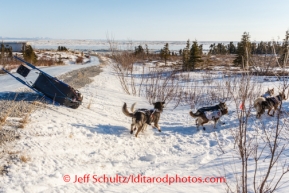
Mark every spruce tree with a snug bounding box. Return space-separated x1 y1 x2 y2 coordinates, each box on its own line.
182 39 190 70
160 48 163 59
23 45 37 64
8 47 12 58
145 44 149 56
233 32 252 69
229 42 236 54
198 44 203 55
278 31 289 67
134 45 144 55
209 43 216 55
187 40 203 70
161 43 170 65
0 43 4 60
251 42 257 54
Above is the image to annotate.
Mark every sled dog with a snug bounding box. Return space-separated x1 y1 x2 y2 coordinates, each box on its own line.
189 102 228 130
254 91 287 118
122 102 165 137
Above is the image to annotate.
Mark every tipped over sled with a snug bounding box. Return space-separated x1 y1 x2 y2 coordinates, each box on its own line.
1 56 83 109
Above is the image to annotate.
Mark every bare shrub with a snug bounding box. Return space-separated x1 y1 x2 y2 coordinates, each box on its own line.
0 165 9 175
143 67 180 104
0 101 18 126
221 73 289 193
0 92 45 131
18 103 36 129
250 54 276 75
76 56 83 64
107 35 138 95
20 154 31 163
35 58 56 66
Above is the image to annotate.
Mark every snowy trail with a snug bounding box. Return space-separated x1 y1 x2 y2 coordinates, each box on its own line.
0 56 99 93
1 57 289 193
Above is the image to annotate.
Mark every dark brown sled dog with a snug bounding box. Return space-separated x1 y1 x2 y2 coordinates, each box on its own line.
122 102 165 137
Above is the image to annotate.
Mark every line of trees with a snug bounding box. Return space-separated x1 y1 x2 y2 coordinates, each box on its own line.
209 42 236 55
57 46 68 51
134 40 204 70
130 30 289 71
233 31 289 68
209 32 288 56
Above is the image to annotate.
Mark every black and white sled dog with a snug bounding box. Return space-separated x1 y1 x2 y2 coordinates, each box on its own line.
122 102 165 137
254 90 287 118
189 102 228 130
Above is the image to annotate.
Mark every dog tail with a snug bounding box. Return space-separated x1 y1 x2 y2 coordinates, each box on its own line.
254 97 266 108
189 111 200 118
130 102 136 112
122 103 134 117
254 97 266 113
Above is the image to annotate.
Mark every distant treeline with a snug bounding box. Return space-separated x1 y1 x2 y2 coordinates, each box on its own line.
209 41 285 55
133 30 289 69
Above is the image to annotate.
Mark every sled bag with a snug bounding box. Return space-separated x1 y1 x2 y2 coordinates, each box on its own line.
16 65 31 77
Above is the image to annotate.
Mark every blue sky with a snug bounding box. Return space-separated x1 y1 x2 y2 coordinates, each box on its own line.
0 0 288 41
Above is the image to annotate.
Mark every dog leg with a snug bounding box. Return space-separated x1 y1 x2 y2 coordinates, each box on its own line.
130 124 134 134
272 107 278 116
267 108 273 116
256 113 260 119
150 124 161 132
198 118 205 130
136 124 147 137
219 118 225 125
155 124 161 132
213 119 217 129
195 119 200 130
142 124 147 132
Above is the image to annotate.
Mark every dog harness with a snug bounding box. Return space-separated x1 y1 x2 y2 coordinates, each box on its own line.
261 93 271 98
135 109 160 125
204 110 222 120
267 96 281 106
135 109 159 114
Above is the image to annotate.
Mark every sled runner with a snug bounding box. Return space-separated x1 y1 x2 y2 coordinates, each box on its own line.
1 56 83 109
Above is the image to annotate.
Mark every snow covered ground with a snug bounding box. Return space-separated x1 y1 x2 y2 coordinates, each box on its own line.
1 56 289 193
